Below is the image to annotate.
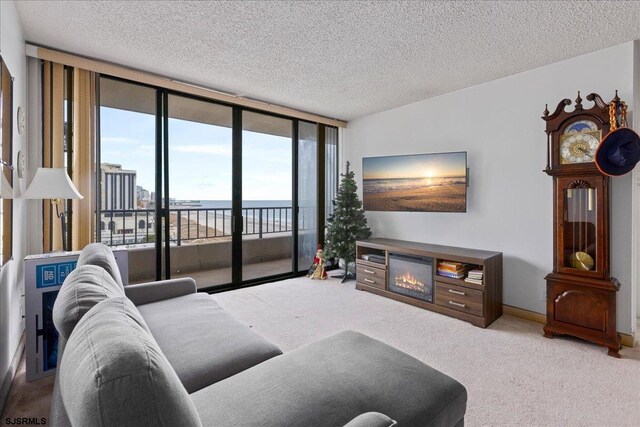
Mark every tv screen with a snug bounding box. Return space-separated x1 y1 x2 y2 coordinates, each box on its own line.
362 151 467 212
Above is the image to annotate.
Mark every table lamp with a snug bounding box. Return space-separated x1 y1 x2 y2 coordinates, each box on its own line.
21 167 83 251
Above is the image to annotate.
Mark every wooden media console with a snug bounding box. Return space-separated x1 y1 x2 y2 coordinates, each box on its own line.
356 238 503 328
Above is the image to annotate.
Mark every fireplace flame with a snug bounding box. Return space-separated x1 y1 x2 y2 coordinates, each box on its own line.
394 273 425 292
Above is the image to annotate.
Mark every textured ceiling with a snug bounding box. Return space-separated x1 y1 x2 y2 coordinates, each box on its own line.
13 1 640 121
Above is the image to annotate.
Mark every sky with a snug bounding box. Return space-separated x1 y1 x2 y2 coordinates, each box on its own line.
362 152 467 180
100 107 293 201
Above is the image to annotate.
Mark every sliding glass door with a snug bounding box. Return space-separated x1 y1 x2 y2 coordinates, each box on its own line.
241 111 294 281
298 121 318 272
99 76 336 289
166 94 233 287
98 77 158 283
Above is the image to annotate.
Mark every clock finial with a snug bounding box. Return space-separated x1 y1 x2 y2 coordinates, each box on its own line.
575 91 583 111
543 104 549 117
613 90 620 104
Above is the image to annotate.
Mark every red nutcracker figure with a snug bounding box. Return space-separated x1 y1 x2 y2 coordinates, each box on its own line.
307 244 328 280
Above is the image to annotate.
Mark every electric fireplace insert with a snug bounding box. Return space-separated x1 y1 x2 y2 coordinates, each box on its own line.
388 253 434 302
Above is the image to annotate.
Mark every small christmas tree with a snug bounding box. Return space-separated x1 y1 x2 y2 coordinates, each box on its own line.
325 161 371 282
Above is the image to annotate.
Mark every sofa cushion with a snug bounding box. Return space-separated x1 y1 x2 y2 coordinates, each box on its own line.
52 265 124 341
191 330 466 427
77 242 124 288
59 297 202 427
136 293 282 393
125 277 197 305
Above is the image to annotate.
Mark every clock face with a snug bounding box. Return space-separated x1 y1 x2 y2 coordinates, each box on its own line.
560 130 601 164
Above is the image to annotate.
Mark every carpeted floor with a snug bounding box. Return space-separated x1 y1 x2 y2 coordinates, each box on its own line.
1 351 54 424
214 276 640 426
3 276 639 425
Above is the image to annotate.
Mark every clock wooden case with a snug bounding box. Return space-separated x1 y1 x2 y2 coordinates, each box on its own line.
542 92 621 358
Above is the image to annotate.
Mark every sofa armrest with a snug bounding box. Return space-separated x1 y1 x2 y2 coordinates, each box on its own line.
124 277 197 305
343 412 397 427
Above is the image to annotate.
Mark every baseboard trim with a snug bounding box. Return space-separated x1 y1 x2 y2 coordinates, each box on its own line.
0 334 25 416
503 304 635 348
503 304 546 324
620 332 635 348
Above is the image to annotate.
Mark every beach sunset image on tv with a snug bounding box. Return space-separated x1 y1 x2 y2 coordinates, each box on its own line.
362 152 467 212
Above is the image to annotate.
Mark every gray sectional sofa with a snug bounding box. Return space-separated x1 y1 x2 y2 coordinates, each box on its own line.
51 243 467 426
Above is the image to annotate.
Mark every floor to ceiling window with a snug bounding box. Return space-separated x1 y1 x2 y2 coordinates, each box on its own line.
325 126 339 220
98 76 338 290
298 121 318 271
241 111 293 281
98 77 158 282
166 94 233 286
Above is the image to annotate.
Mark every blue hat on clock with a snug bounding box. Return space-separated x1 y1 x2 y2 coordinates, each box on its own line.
595 127 640 176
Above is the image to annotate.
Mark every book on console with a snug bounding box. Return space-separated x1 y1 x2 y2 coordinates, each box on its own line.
438 261 464 269
437 270 465 279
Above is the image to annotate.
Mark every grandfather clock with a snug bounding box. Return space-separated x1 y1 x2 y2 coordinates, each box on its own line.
542 92 621 358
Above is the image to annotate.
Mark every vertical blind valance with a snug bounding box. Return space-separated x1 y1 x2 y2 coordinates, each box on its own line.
27 45 347 128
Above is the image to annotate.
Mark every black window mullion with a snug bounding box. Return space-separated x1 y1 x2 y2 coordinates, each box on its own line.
292 120 299 273
95 76 102 242
154 90 163 281
162 91 171 279
232 107 242 284
65 66 74 251
317 124 326 248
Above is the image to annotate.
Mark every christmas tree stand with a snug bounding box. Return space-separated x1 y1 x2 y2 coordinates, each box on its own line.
331 264 356 283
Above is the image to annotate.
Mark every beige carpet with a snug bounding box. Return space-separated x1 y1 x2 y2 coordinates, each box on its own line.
214 276 640 426
3 276 639 425
1 352 54 423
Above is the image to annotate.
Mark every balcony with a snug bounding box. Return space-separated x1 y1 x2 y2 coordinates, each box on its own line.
100 206 315 288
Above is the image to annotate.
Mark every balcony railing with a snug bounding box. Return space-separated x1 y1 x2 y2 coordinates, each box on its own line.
99 206 314 247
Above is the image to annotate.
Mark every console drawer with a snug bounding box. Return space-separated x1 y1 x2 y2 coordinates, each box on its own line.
356 263 386 290
435 282 483 317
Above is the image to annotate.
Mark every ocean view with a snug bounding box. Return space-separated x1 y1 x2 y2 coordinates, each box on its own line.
168 200 296 240
197 200 292 209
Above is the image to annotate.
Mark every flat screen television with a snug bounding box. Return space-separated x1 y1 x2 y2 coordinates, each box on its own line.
362 151 467 212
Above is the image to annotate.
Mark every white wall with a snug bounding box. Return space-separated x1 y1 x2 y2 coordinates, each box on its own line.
633 41 640 326
345 42 635 334
0 0 27 405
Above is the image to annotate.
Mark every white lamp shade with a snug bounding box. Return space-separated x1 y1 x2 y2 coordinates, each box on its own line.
0 172 13 199
21 167 83 200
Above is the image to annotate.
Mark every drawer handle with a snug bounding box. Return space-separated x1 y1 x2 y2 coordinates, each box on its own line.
363 269 375 274
364 278 376 284
448 300 466 308
448 289 466 296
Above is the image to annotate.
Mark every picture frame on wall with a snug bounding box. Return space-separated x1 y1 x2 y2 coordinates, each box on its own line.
362 151 467 213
